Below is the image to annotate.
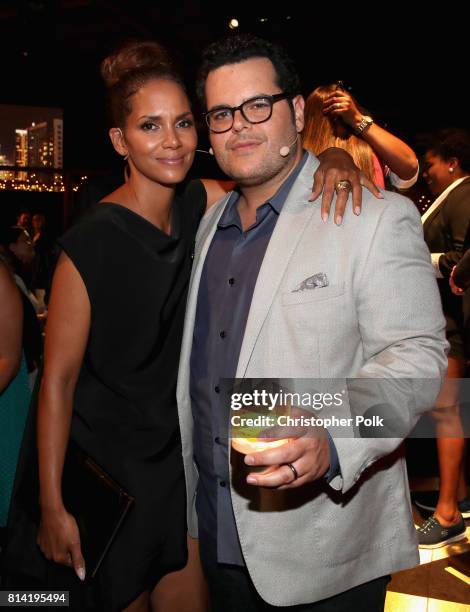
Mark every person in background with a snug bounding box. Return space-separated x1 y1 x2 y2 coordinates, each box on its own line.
0 227 42 386
0 251 32 546
417 128 470 547
31 213 54 307
16 210 32 237
303 83 419 190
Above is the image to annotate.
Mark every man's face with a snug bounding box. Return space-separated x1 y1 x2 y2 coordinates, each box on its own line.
205 57 304 187
18 213 30 227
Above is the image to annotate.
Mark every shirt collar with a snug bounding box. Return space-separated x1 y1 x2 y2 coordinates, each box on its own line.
218 150 308 228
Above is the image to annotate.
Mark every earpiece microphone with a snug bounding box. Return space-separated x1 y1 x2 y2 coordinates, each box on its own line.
280 134 299 157
196 148 214 156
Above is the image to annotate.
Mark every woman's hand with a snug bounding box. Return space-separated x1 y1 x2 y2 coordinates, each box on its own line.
322 90 362 128
311 147 383 225
38 506 86 581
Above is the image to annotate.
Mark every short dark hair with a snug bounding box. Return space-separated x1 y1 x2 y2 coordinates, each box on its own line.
422 128 470 174
196 34 301 109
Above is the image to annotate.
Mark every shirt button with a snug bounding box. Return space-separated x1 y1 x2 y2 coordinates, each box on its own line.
228 278 235 285
214 437 221 444
214 385 220 393
220 330 226 338
219 481 227 487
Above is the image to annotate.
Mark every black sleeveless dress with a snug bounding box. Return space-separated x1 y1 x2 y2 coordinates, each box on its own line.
3 180 206 611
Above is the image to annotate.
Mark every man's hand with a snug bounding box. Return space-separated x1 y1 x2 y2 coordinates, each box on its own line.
450 265 465 295
311 148 383 225
244 434 330 490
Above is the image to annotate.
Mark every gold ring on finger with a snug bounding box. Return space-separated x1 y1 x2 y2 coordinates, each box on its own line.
335 180 352 194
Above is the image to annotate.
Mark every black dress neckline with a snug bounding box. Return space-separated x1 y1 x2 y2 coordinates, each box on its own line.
99 201 180 241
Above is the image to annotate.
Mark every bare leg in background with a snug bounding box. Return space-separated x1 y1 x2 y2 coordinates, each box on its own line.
433 356 466 526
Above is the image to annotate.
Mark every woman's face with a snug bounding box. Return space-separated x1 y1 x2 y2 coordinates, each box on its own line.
10 230 34 264
423 151 456 196
119 78 197 186
32 214 44 232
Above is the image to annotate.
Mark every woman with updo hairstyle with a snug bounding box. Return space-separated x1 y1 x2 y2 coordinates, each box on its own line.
303 83 419 190
4 40 220 612
3 42 370 612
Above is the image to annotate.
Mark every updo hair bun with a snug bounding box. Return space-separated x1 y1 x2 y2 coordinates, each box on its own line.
100 40 186 127
101 41 171 89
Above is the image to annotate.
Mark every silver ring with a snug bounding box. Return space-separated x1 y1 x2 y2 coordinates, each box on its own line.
286 463 298 481
335 180 352 193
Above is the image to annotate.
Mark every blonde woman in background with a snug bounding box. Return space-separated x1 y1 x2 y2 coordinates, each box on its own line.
303 83 419 190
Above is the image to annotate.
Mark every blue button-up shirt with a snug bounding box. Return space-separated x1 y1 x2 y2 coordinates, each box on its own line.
190 152 338 565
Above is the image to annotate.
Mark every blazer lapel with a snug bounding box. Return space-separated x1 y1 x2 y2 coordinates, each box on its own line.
423 204 441 230
236 154 320 377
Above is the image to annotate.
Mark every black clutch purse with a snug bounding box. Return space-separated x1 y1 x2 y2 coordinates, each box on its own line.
61 440 135 578
17 439 134 579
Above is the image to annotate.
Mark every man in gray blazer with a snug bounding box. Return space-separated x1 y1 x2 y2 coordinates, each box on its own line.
176 34 448 611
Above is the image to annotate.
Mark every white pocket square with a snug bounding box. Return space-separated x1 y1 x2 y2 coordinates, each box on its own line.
293 273 329 293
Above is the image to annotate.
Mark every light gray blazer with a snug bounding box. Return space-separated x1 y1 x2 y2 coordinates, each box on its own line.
176 154 448 606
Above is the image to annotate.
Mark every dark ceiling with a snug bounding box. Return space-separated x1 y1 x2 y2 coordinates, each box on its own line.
0 1 466 171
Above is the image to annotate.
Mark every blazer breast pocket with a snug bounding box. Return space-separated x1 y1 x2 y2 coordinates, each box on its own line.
281 283 345 307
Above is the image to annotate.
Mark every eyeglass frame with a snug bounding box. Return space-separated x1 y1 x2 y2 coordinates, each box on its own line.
204 93 294 133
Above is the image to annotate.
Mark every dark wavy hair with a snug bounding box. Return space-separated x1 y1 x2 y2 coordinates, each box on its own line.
101 41 186 127
196 34 301 109
423 128 470 174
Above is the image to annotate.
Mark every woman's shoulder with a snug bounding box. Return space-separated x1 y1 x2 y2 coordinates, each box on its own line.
60 204 123 244
182 179 207 206
442 178 470 216
176 179 207 225
446 177 470 202
57 205 127 276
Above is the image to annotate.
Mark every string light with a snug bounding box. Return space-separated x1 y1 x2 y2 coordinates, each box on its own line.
0 170 85 193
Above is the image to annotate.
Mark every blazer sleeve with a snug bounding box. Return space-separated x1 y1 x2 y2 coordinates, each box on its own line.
438 181 470 278
329 195 448 494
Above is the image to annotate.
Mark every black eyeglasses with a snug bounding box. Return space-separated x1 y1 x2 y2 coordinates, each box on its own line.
205 93 293 133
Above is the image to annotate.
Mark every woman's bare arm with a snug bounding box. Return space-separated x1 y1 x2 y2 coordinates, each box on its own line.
0 262 22 393
37 251 90 580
